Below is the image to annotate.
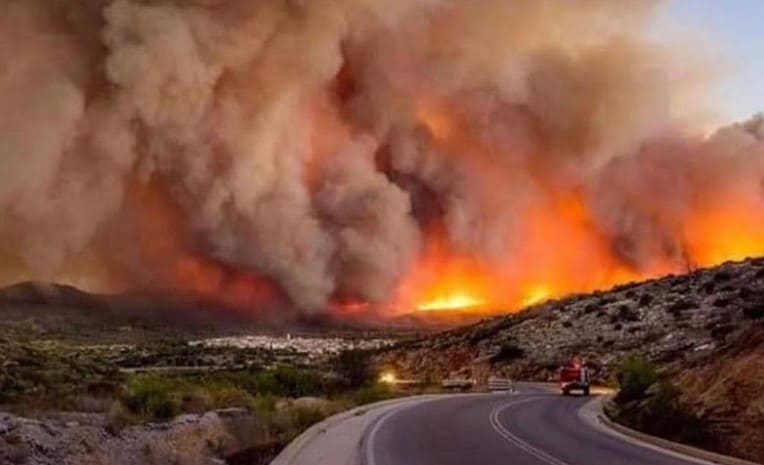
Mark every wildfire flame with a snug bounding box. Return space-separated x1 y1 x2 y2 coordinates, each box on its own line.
520 285 552 308
400 198 764 314
417 293 487 312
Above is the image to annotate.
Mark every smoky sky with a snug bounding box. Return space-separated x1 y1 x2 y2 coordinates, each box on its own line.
1 0 763 312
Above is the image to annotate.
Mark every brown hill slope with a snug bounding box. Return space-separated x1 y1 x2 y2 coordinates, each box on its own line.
676 326 764 462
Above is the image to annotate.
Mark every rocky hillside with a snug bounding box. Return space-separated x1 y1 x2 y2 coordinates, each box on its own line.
378 257 764 383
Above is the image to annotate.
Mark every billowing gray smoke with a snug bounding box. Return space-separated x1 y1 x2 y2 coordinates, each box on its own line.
1 0 763 313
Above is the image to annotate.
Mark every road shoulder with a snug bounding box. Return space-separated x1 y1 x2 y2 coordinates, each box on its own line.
270 395 442 465
579 397 761 465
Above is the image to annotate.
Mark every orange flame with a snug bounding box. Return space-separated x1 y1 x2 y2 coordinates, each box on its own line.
397 187 764 315
683 199 764 267
393 102 764 315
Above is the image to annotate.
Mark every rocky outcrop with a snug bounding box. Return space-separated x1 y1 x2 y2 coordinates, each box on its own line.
0 408 258 465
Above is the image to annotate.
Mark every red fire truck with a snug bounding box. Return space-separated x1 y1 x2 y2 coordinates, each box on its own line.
560 357 590 396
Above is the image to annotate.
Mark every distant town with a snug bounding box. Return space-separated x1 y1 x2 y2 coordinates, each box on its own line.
192 334 396 363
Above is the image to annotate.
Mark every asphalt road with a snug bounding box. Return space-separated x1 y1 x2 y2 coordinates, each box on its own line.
363 387 710 465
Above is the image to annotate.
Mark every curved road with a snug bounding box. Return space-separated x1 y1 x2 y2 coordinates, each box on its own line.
364 387 713 465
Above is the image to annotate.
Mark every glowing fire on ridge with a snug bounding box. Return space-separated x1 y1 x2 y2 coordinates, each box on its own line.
417 293 487 311
520 284 553 308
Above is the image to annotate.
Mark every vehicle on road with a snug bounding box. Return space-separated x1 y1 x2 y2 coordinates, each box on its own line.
487 376 515 393
441 378 476 391
560 357 590 396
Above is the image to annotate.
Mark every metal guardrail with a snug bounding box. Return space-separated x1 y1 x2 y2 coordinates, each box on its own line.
487 377 515 392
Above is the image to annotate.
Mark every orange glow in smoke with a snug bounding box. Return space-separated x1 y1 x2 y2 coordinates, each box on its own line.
123 176 279 312
519 284 552 308
418 102 457 141
683 200 764 267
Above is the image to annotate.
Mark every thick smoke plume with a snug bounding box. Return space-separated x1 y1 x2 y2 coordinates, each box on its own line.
1 0 763 315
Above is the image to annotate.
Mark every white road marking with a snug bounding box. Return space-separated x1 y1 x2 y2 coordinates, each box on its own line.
368 391 720 465
489 397 572 465
364 403 402 465
363 394 484 465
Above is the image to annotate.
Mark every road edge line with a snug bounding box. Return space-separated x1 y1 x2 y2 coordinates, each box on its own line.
270 395 438 465
361 400 405 465
594 399 761 465
360 393 488 465
489 397 571 465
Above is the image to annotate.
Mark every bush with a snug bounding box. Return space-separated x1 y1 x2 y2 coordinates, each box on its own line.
490 343 525 363
667 299 696 315
743 304 764 320
210 387 255 409
106 401 134 434
70 394 113 413
583 303 599 314
251 394 277 415
352 384 395 405
468 327 494 345
332 350 373 389
617 305 640 322
713 271 731 282
710 323 735 339
290 406 327 433
613 381 718 450
270 367 327 397
120 375 179 421
701 282 715 295
738 286 752 301
615 356 658 402
179 389 213 413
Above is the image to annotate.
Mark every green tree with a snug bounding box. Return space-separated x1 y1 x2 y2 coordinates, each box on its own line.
332 349 373 389
615 355 658 402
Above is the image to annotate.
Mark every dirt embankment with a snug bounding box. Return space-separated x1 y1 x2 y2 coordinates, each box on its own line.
677 327 764 462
